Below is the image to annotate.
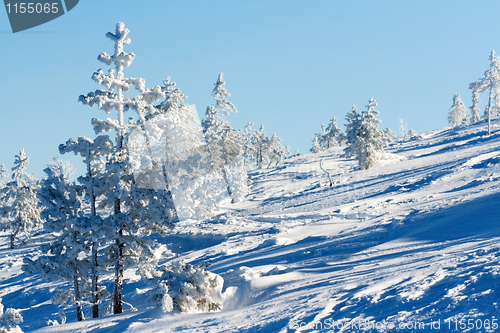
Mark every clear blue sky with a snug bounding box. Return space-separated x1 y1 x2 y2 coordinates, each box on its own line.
1 0 499 178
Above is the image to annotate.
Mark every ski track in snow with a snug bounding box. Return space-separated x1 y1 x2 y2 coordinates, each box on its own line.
2 120 500 332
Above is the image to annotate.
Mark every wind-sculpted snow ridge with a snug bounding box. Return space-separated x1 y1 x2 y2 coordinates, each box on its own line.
1 119 500 332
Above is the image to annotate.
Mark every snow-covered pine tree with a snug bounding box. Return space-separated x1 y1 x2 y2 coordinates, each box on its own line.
0 165 6 202
384 128 396 143
310 136 323 154
0 298 23 333
316 123 327 149
344 98 386 170
448 93 469 127
408 128 422 140
252 125 271 169
469 50 500 135
399 118 408 141
202 73 248 203
0 150 42 249
23 159 91 322
147 79 225 220
267 134 289 167
242 122 255 168
0 165 6 185
470 89 481 124
59 136 114 318
323 117 345 148
78 22 167 315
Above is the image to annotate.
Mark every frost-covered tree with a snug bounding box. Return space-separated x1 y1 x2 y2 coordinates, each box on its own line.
59 136 114 318
23 159 92 322
242 122 255 168
344 98 386 170
0 165 6 186
448 93 468 127
78 22 168 315
202 73 248 203
398 118 409 141
148 81 225 219
0 298 23 333
322 117 345 148
0 150 41 249
470 89 481 124
469 50 500 135
384 128 396 143
267 134 289 167
408 128 422 140
310 136 323 154
252 125 271 169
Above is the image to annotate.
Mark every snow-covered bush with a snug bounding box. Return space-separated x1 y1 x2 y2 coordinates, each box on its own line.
0 299 23 333
146 260 223 313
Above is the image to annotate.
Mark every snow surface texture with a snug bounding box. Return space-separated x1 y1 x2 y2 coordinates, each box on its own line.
1 119 500 332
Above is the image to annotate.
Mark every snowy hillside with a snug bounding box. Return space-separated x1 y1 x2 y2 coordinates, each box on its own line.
2 119 500 332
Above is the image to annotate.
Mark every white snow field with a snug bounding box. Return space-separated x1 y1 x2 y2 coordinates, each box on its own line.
2 119 500 332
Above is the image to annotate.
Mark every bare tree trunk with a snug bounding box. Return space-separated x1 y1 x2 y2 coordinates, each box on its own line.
91 243 99 318
112 198 124 315
112 236 124 314
73 272 84 321
10 224 20 249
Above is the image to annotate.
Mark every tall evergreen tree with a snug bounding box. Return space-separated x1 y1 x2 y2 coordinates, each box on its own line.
202 73 248 203
59 136 114 318
78 22 168 314
24 160 90 322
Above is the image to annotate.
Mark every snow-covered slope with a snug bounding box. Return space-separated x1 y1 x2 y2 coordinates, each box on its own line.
2 119 500 332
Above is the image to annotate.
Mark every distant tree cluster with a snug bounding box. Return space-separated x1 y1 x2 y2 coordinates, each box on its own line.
242 123 290 169
310 98 391 170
